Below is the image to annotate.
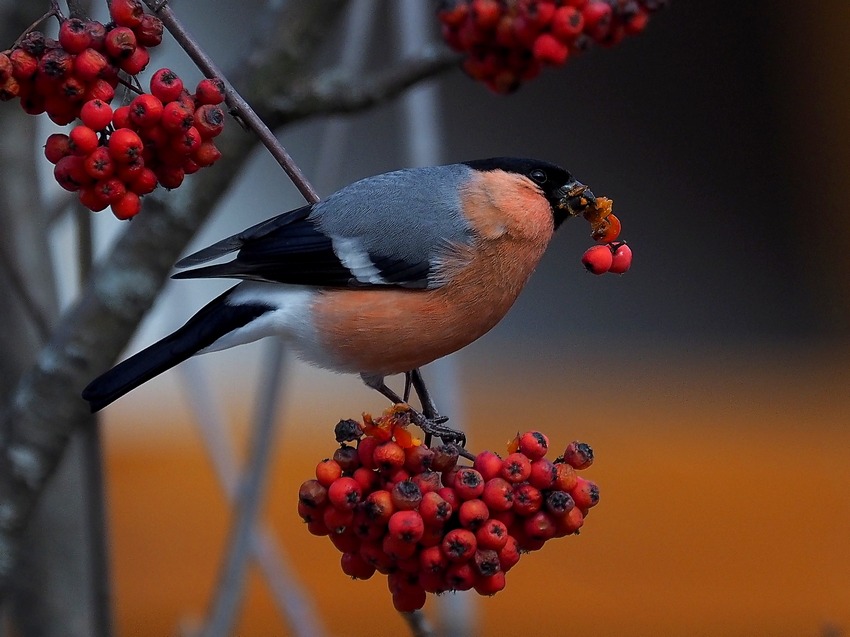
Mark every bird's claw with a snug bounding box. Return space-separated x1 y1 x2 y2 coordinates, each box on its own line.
407 409 465 447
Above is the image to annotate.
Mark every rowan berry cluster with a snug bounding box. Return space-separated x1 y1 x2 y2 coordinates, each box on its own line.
439 0 668 93
0 0 226 220
297 407 599 613
580 195 632 274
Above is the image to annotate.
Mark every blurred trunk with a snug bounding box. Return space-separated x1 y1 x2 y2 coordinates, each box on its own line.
0 3 111 635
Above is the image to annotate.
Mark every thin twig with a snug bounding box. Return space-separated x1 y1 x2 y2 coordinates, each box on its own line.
141 0 320 205
7 2 62 53
199 341 287 637
265 45 460 126
178 357 326 637
403 610 435 637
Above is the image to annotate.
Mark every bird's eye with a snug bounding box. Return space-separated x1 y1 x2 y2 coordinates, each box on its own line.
529 169 547 184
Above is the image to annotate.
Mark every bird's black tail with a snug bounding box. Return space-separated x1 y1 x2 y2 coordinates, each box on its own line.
82 289 273 412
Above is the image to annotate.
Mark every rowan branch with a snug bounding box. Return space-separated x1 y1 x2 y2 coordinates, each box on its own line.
264 44 461 126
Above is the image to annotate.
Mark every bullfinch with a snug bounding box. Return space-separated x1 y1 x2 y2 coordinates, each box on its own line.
82 157 598 436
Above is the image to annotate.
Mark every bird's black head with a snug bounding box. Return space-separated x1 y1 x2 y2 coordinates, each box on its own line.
464 157 596 228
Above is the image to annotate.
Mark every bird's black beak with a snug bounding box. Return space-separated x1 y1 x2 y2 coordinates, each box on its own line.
555 180 597 218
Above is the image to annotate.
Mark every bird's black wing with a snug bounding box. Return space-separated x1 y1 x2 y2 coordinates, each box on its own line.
172 203 432 288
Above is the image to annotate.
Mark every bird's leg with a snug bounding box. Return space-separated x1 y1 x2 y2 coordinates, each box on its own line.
403 371 413 403
409 368 465 448
359 372 465 447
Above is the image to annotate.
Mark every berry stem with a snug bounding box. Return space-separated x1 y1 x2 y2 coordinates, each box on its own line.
141 0 320 204
7 2 63 53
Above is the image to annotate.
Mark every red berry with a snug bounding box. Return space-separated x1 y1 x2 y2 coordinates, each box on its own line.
9 49 38 81
563 441 594 469
192 140 222 167
364 489 394 525
444 562 476 591
95 177 127 204
53 155 88 191
411 470 441 495
44 133 72 164
85 20 107 51
500 452 532 483
472 548 501 577
327 476 362 511
391 584 426 613
83 146 114 180
528 457 558 490
0 53 12 83
524 510 556 542
441 528 477 563
84 79 116 105
545 490 575 516
154 165 184 190
104 26 137 59
454 467 485 500
555 505 584 535
58 18 92 54
517 431 549 460
194 77 226 105
497 535 521 572
474 571 506 596
110 0 144 28
373 440 405 472
476 518 509 551
128 93 163 128
430 444 459 472
135 14 164 47
68 124 99 157
419 544 447 574
473 450 503 481
591 213 621 242
570 476 600 510
553 462 578 491
532 33 569 65
170 125 202 155
80 99 113 131
323 505 354 534
551 6 584 40
315 458 342 487
351 466 378 493
160 100 194 132
332 444 360 472
340 551 376 580
581 244 613 274
582 1 613 40
471 0 502 30
458 499 489 531
356 436 379 470
119 44 149 75
512 483 543 517
110 191 141 220
297 479 328 509
390 479 422 511
419 491 452 527
78 186 108 212
609 242 633 274
481 477 514 512
388 510 424 544
150 68 184 103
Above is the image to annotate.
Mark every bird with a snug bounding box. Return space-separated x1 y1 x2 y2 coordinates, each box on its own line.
82 157 598 439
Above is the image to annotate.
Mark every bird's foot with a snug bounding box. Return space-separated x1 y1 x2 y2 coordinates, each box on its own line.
406 409 465 447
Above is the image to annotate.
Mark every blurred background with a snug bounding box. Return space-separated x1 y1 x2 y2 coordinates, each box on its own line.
3 0 849 635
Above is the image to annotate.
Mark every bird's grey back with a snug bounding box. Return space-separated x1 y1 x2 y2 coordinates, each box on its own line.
310 163 475 268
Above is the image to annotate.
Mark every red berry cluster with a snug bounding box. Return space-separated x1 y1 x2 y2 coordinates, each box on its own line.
0 0 226 220
579 195 632 274
439 0 668 93
297 407 599 613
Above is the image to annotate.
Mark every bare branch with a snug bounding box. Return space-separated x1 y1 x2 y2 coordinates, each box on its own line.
263 45 461 126
143 0 320 204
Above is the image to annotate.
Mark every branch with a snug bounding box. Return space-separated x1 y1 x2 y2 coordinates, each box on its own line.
264 45 461 126
0 0 345 595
